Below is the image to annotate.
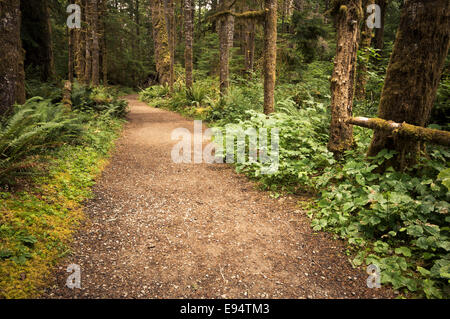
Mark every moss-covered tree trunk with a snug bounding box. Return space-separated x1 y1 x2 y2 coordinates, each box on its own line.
91 0 100 86
373 0 386 51
75 0 86 83
68 27 74 83
184 0 194 89
355 0 374 100
244 19 256 76
99 0 107 84
165 0 176 90
20 0 55 82
218 0 234 95
151 0 171 85
84 0 93 85
263 0 278 115
327 0 363 155
0 0 25 116
243 0 256 77
367 0 450 170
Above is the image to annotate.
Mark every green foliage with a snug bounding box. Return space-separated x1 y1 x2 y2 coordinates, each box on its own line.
291 10 330 63
0 97 84 181
0 78 125 297
25 79 62 102
0 113 123 298
71 82 129 117
0 83 128 183
218 95 450 298
438 168 450 191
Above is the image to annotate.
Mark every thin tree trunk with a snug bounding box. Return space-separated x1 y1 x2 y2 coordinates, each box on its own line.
356 0 375 100
135 0 141 60
327 0 363 155
99 0 107 84
373 0 386 51
218 0 234 95
244 19 256 76
91 0 100 86
263 0 278 114
84 0 93 85
367 0 450 170
75 0 86 83
0 0 25 116
151 0 171 85
68 28 74 83
184 0 194 89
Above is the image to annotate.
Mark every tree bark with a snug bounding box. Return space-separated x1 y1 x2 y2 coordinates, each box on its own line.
367 0 450 170
151 0 172 85
244 19 256 75
0 0 25 116
20 0 55 82
68 27 74 83
263 0 278 115
218 0 235 95
184 0 194 89
75 0 86 83
356 0 375 100
100 0 107 84
91 0 100 86
348 117 450 147
327 0 363 155
373 0 386 51
84 0 93 85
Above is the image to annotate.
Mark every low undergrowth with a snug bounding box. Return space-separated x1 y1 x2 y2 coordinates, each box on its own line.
0 82 127 298
139 72 449 298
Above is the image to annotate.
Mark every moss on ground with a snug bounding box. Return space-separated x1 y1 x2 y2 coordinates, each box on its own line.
0 118 123 299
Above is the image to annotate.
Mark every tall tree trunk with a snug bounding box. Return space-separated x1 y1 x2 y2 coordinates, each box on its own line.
373 0 386 51
184 0 194 89
169 0 176 89
327 0 363 155
244 19 256 76
84 0 93 85
151 0 171 85
367 0 450 170
218 0 234 95
75 0 86 83
355 0 375 100
20 0 55 82
68 28 74 83
91 0 100 86
263 0 278 115
68 0 75 83
135 0 141 60
99 0 107 84
0 0 25 116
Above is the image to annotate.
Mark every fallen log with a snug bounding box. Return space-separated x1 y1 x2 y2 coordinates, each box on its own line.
208 9 266 21
346 117 450 147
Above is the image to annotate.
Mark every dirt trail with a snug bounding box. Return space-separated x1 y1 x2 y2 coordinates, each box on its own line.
44 95 393 298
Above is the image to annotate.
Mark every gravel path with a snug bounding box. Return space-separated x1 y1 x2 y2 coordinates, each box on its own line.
44 95 393 299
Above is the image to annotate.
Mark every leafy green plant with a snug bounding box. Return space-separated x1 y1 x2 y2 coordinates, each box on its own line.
0 97 84 181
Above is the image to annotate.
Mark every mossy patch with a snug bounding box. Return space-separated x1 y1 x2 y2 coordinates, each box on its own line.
0 118 123 299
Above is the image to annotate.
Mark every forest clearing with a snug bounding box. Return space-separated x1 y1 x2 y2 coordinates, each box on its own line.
0 0 449 303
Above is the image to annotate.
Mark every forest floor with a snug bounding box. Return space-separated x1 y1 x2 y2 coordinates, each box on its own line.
43 95 394 298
